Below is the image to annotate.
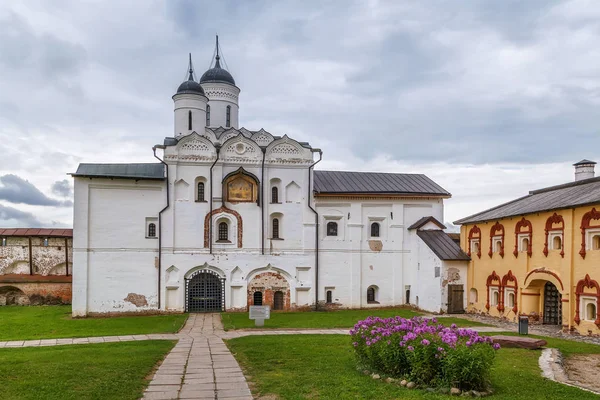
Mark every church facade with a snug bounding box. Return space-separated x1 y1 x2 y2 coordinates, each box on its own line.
71 42 468 316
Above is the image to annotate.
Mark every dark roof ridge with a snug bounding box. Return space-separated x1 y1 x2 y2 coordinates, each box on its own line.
408 216 446 230
318 169 427 177
529 176 600 195
453 193 532 225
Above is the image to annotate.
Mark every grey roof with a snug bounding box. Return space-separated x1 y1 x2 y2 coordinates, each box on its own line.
408 216 446 230
455 176 600 225
200 56 235 85
72 163 165 180
574 159 596 166
313 170 450 196
417 230 470 261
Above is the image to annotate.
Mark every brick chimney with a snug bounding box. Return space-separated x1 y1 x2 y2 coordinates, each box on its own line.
574 159 596 181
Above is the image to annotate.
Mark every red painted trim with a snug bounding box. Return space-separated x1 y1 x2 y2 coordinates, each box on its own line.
467 225 481 259
574 274 600 326
204 206 243 248
513 217 533 258
488 222 505 258
561 299 570 302
521 292 541 296
579 208 600 259
524 268 564 291
485 271 501 311
501 270 519 313
543 213 565 258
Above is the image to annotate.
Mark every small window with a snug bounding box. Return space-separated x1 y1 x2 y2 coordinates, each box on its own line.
271 187 279 203
148 223 156 238
434 266 441 278
593 235 600 250
553 235 562 250
272 218 280 239
326 290 332 304
197 182 205 202
273 291 284 310
587 302 597 321
370 222 380 237
508 292 515 308
226 105 231 127
188 110 192 130
492 290 499 306
469 288 478 304
218 222 228 241
206 105 210 126
367 287 376 303
521 237 529 252
472 241 479 254
43 238 49 247
326 221 338 237
494 240 502 253
0 237 5 247
253 291 263 306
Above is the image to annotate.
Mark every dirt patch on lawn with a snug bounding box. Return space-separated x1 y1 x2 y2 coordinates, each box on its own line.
564 354 600 393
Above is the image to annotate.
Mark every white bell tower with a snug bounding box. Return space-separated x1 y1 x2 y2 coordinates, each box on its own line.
172 54 208 137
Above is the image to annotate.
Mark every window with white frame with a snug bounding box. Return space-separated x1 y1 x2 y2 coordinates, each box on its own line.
518 233 530 252
368 217 385 239
505 287 515 308
586 229 600 250
492 236 502 253
270 213 283 239
490 287 499 306
470 239 480 254
581 297 597 321
549 231 563 250
323 214 344 239
145 217 158 239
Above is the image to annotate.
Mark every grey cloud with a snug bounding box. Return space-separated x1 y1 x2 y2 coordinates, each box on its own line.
0 204 43 227
51 179 73 198
0 175 72 207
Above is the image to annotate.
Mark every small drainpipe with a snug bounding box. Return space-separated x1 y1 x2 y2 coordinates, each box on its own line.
153 145 169 310
209 146 221 254
307 150 323 310
261 148 266 255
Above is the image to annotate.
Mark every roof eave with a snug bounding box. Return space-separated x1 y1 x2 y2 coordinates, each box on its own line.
70 174 165 181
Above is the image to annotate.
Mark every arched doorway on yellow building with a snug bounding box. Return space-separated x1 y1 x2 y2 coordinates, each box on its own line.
523 268 565 326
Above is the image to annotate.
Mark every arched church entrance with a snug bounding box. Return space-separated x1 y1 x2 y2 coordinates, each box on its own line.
185 269 225 312
543 281 562 325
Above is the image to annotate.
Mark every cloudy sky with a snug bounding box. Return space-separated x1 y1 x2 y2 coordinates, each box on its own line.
1 0 599 228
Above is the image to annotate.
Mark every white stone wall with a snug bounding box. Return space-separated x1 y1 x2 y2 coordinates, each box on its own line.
201 82 240 129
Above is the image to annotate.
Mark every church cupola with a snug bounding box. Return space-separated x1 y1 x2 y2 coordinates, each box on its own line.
172 54 208 137
199 36 240 129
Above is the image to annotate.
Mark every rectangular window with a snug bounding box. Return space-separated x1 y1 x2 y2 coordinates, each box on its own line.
145 217 158 239
0 237 5 246
434 266 440 278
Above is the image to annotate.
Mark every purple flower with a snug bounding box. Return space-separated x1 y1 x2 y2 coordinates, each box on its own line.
493 343 501 350
421 339 430 346
437 347 444 352
407 346 414 351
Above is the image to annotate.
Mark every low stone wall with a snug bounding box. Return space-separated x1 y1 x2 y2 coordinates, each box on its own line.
0 274 72 305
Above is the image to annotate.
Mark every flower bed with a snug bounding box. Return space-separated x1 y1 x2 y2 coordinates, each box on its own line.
350 316 499 391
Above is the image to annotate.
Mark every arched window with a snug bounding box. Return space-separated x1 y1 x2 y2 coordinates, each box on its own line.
148 223 156 238
273 291 284 310
326 221 338 236
593 235 600 250
271 187 279 203
43 238 49 247
218 222 228 241
367 287 376 303
587 302 597 320
188 110 192 130
197 182 205 202
253 291 263 306
553 236 562 250
326 290 332 304
472 241 479 254
492 291 499 306
370 222 380 237
226 105 231 127
0 237 5 247
206 105 210 126
272 218 280 239
508 292 515 308
469 288 478 304
521 237 529 252
495 240 502 253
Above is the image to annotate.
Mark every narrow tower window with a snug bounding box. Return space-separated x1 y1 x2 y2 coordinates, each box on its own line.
188 110 192 130
197 182 205 202
206 105 210 126
326 290 332 304
272 218 280 239
370 222 380 237
271 187 279 203
226 105 231 127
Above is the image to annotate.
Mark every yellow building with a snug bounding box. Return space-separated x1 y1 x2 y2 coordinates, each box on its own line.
455 160 600 335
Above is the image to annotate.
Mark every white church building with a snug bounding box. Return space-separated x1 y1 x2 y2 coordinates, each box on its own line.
71 40 469 317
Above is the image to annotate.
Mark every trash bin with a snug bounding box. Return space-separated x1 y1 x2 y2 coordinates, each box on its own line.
518 316 528 335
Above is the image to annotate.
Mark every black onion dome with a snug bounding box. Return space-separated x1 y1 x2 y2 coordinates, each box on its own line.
200 56 235 85
176 79 205 95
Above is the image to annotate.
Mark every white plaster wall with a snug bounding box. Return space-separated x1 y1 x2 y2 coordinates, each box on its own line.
201 82 240 129
173 94 208 136
412 231 443 312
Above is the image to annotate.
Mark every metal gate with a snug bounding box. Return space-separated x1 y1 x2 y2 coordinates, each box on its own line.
185 269 225 313
447 284 465 314
543 282 562 325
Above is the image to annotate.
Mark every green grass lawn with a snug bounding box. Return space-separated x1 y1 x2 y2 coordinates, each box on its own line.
221 308 489 330
0 340 175 400
226 334 600 400
0 306 187 341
